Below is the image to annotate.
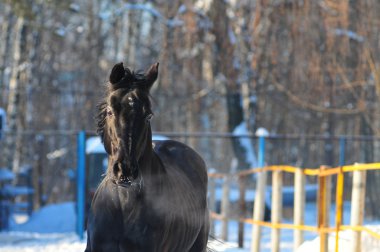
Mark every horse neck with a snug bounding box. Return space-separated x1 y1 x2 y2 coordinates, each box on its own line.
140 128 153 162
139 128 165 177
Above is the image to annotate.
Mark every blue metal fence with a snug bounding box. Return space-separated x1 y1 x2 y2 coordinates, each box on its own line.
76 131 86 239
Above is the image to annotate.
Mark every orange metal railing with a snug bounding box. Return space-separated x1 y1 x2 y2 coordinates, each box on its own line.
208 163 380 252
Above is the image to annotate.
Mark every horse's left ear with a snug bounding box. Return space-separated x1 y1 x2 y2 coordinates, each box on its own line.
144 62 159 90
110 62 125 84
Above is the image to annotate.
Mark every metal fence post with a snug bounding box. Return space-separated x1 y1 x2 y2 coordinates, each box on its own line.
76 130 86 240
334 167 345 252
318 166 331 252
258 136 266 167
221 175 231 241
339 137 346 166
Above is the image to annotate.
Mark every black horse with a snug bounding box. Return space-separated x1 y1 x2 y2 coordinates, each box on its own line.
85 62 209 252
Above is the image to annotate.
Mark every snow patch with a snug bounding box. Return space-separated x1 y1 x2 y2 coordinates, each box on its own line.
0 232 85 252
296 226 380 252
0 168 15 181
332 28 365 42
232 122 257 169
255 127 269 137
10 202 76 234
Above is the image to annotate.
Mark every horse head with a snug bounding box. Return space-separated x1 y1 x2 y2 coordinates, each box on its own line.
97 62 159 186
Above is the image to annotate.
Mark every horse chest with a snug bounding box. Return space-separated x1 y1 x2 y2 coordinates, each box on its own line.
117 185 201 248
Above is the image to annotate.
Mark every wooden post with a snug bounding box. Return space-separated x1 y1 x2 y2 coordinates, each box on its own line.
350 167 367 252
294 168 305 250
318 166 332 252
251 170 268 252
251 136 266 252
271 170 282 252
221 175 231 241
208 178 216 236
238 175 247 248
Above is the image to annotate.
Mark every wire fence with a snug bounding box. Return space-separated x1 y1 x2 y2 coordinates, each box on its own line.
0 130 379 205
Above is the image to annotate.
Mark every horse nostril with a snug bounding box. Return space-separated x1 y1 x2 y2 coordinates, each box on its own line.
119 175 127 183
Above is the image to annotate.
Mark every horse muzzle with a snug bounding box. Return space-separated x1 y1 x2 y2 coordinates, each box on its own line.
113 156 139 187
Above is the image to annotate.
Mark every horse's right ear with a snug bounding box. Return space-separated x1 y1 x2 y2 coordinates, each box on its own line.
144 62 159 90
110 62 125 84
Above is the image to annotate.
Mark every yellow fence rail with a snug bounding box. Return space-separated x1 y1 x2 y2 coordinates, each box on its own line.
208 163 380 252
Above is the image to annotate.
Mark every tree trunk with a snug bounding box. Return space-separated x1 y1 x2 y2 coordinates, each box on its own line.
5 16 27 172
209 0 251 171
0 5 14 107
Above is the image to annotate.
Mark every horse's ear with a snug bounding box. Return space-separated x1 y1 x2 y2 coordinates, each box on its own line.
144 62 159 90
110 62 125 84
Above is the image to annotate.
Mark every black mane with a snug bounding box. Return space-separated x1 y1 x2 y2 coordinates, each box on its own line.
96 101 107 142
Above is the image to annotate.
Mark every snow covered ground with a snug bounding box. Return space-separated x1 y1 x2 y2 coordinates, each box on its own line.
0 201 379 251
0 202 242 252
0 202 84 252
296 227 380 252
0 232 85 252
